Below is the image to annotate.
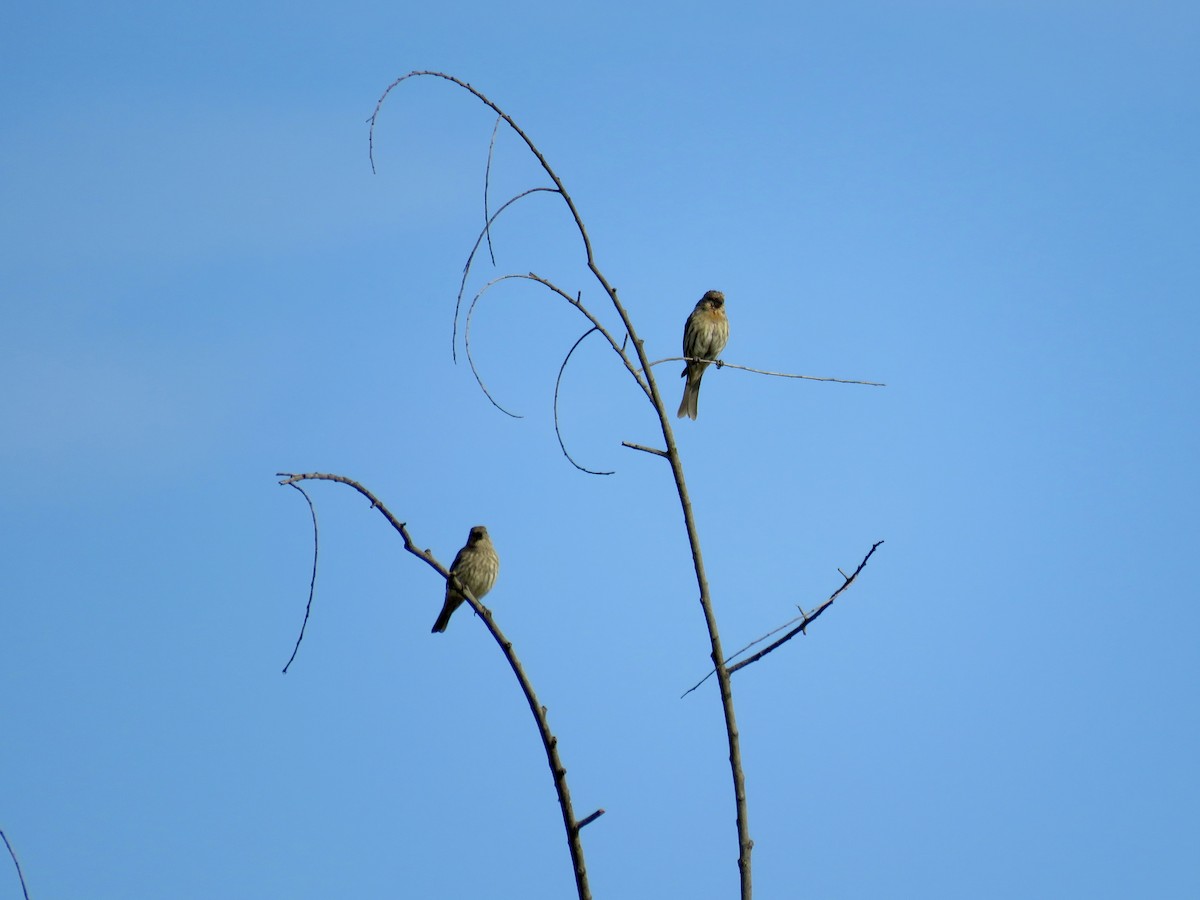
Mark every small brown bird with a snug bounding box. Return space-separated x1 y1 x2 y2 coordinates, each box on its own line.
677 290 730 420
431 525 500 633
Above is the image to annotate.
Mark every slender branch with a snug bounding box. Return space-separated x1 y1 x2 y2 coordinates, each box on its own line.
554 327 614 475
636 351 756 898
645 357 886 387
577 809 606 830
682 541 885 697
462 272 652 404
729 540 883 675
0 828 30 900
463 278 526 418
281 482 319 674
620 441 668 458
483 116 502 267
517 274 651 400
275 472 594 900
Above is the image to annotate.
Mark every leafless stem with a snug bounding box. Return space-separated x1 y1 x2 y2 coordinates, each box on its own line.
729 541 883 675
281 482 319 674
0 828 30 900
646 357 886 387
554 327 614 475
460 273 652 415
483 116 502 267
682 541 885 697
462 278 527 418
620 441 669 458
275 472 594 900
577 809 606 830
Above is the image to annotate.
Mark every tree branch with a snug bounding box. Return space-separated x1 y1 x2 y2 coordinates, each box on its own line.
554 327 615 475
682 541 885 697
281 481 319 674
0 828 30 900
645 357 886 387
483 115 502 267
275 471 595 900
620 441 669 458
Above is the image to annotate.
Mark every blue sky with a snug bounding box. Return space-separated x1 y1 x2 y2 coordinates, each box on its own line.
3 2 1198 898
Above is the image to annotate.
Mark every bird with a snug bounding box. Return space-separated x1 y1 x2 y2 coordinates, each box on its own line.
431 525 500 633
677 290 730 420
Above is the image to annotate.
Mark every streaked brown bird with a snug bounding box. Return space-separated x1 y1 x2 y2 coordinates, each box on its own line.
677 290 730 420
431 525 500 633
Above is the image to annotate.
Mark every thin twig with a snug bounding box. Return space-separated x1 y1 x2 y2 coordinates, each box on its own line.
483 116 502 267
461 273 652 411
554 327 614 475
0 828 30 900
577 809 606 830
518 275 651 400
282 482 319 673
275 472 595 900
620 441 668 458
729 541 883 675
463 278 526 418
645 357 886 387
682 541 884 697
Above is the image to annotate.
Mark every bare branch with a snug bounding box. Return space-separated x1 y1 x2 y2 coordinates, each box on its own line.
577 809 606 831
281 481 319 674
646 356 886 388
462 278 527 418
461 273 651 412
483 116 502 267
519 275 651 400
1 828 30 900
620 441 668 458
554 327 614 476
368 72 613 291
275 472 595 900
682 541 884 697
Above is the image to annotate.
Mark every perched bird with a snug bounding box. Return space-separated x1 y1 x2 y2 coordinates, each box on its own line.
431 525 500 633
677 290 730 420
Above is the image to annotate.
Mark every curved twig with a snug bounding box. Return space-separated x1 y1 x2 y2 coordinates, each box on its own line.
462 273 653 420
462 278 526 418
646 357 886 387
282 482 319 674
682 541 884 697
275 472 595 900
554 327 614 476
453 187 560 362
517 274 651 399
1 828 30 900
483 116 502 267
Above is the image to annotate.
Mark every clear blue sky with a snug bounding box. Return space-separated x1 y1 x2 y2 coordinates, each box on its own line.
3 2 1198 898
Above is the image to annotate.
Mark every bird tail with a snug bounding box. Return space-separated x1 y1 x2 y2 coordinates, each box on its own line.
431 597 460 633
676 372 701 420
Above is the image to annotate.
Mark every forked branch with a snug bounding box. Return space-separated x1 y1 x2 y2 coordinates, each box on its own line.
683 541 885 697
